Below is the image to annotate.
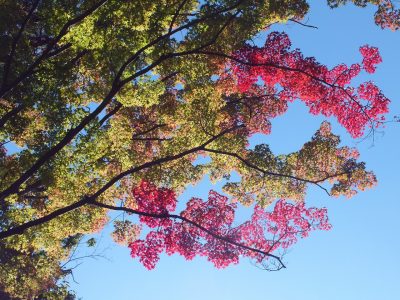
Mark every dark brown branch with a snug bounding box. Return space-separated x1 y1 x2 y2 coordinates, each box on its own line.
195 50 337 86
0 125 242 240
2 0 40 87
132 124 167 138
203 147 333 195
17 180 46 196
160 71 179 82
98 102 122 127
288 18 318 29
0 3 240 201
314 171 351 183
63 49 89 68
90 125 242 200
90 200 286 269
0 90 115 201
119 9 240 87
0 104 24 128
44 43 73 59
194 50 376 126
0 0 108 98
132 137 171 141
0 197 88 239
0 47 86 129
168 0 190 34
114 0 243 84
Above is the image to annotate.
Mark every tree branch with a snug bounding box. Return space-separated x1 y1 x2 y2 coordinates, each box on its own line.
0 47 87 129
1 0 41 87
132 124 167 138
0 104 24 129
44 43 73 59
0 90 115 201
203 147 344 195
288 18 318 29
119 9 240 86
194 50 377 126
115 0 243 84
0 197 88 239
0 4 241 201
98 101 122 127
90 125 243 200
0 0 108 98
0 125 242 240
90 200 286 269
132 137 171 141
168 0 190 34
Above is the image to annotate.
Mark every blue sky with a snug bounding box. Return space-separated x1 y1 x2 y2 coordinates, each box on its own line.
69 2 400 299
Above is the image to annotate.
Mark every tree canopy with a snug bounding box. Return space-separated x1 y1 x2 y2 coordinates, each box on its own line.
0 0 398 298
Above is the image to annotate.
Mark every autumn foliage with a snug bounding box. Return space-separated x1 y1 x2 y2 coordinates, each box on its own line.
0 0 397 298
121 31 389 269
226 32 389 138
128 181 331 270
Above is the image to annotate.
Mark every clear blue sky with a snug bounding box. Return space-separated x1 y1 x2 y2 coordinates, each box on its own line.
69 2 400 299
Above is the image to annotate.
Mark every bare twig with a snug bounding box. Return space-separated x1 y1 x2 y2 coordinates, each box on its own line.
288 18 318 29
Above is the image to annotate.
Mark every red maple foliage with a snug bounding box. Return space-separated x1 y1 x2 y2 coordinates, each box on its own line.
128 181 331 270
225 32 389 138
